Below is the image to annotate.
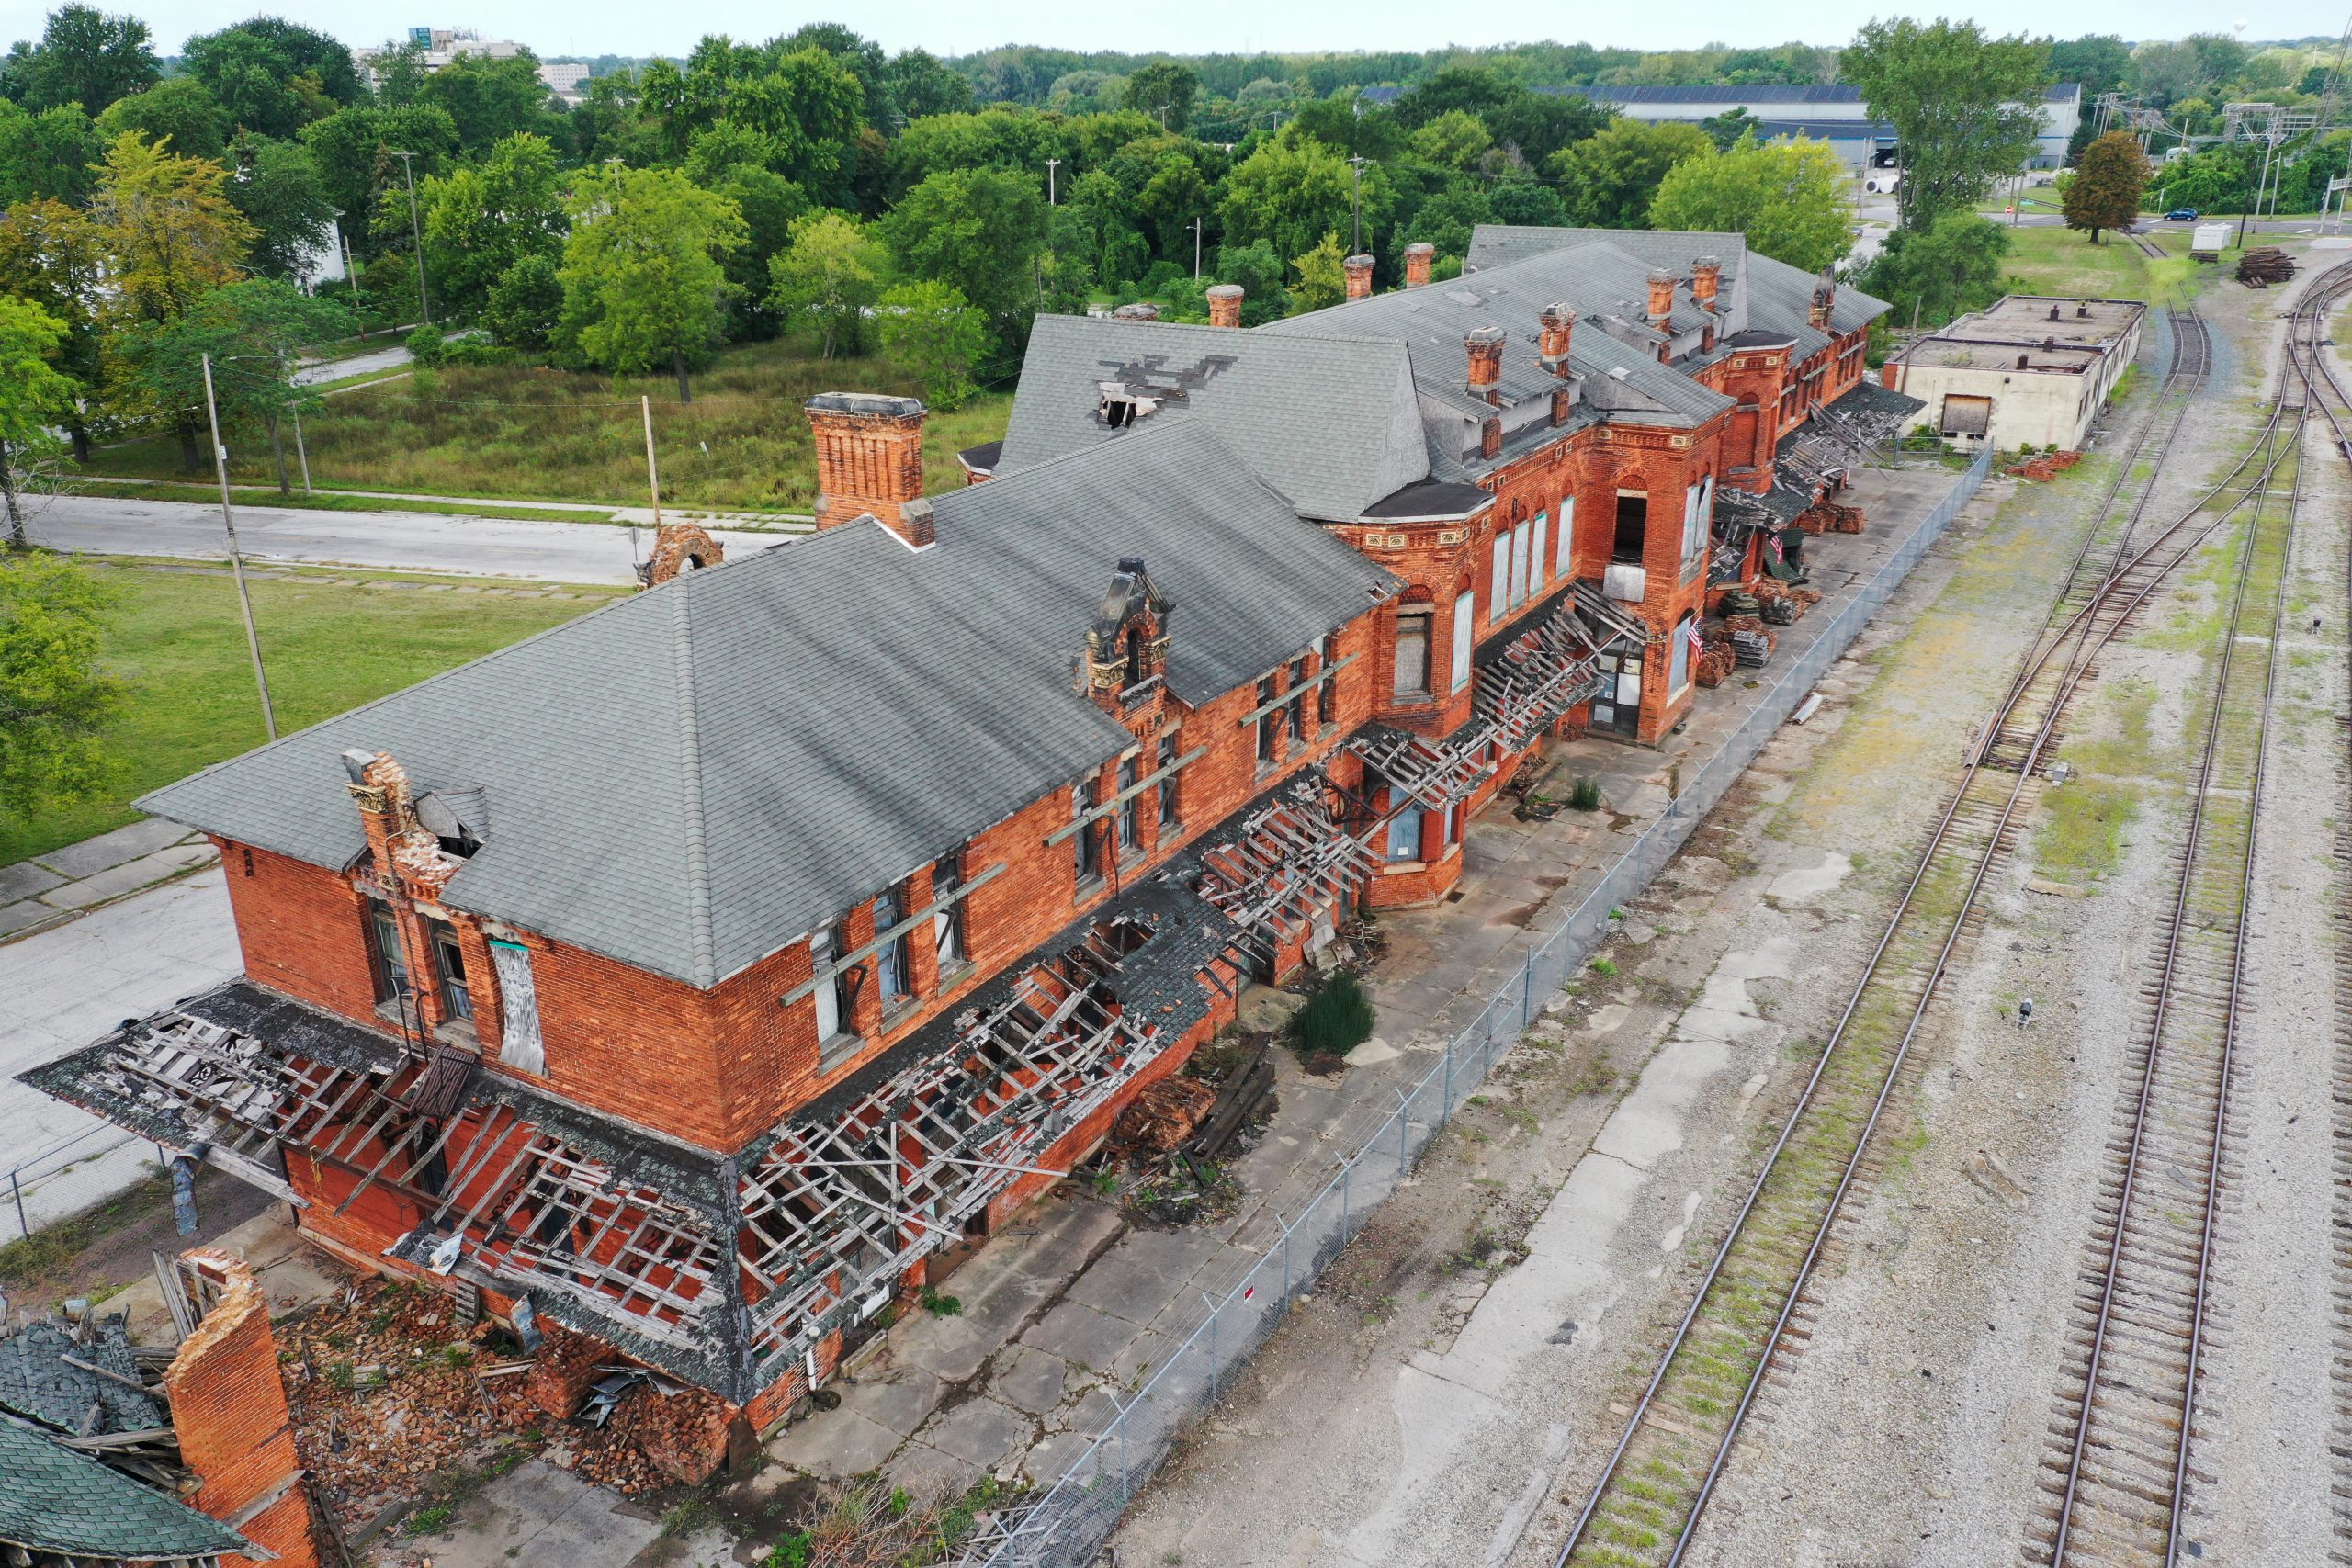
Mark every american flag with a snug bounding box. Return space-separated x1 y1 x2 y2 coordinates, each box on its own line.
1685 620 1703 661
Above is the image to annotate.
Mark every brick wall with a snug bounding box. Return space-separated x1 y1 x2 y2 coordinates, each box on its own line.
164 1249 322 1568
218 840 380 1024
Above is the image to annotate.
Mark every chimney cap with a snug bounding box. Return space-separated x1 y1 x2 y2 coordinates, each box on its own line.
1205 283 1244 299
1541 301 1576 325
1465 325 1507 346
806 391 926 418
1647 267 1679 286
1692 254 1721 270
1403 241 1436 257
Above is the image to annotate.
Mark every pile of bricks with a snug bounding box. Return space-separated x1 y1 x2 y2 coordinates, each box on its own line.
1820 501 1867 534
1695 622 1739 688
2006 450 2084 481
1113 1076 1217 1155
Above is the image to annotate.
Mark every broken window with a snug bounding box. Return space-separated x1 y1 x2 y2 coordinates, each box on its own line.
1612 492 1648 564
933 852 965 971
1509 519 1532 608
1117 758 1141 853
1532 512 1550 592
1317 636 1339 726
489 939 545 1075
429 921 473 1022
368 901 411 1005
873 891 910 1007
810 922 854 1043
1393 610 1432 698
1670 611 1695 694
1257 676 1280 761
1157 734 1182 831
1287 657 1310 744
1073 783 1102 883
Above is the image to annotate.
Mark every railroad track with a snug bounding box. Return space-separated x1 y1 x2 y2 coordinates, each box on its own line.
1555 268 2326 1568
2030 252 2352 1568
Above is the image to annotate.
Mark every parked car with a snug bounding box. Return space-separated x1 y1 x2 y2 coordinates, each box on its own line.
2165 208 2199 221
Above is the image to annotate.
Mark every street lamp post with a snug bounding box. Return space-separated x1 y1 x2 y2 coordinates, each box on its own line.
201 354 278 741
390 149 429 326
1045 156 1060 205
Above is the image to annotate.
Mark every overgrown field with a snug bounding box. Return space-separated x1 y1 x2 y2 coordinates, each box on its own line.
0 560 619 864
75 337 1015 513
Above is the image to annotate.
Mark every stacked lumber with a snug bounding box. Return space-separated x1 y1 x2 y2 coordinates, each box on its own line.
1114 1077 1217 1155
2237 247 2294 286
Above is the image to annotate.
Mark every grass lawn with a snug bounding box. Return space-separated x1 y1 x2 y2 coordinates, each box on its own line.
1997 225 2203 307
0 558 623 865
76 336 1015 513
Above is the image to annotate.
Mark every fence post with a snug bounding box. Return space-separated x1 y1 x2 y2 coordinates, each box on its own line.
1205 1292 1218 1404
1118 1399 1131 1501
1442 1035 1455 1120
1279 1213 1292 1304
10 1172 24 1240
1341 1162 1351 1243
1396 1093 1410 1179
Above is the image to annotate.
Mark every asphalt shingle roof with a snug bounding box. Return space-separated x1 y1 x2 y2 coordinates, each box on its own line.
0 1320 162 1437
139 423 1392 986
998 316 1429 521
0 1417 255 1562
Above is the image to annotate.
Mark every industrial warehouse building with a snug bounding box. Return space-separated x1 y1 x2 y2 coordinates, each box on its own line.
1882 295 2147 452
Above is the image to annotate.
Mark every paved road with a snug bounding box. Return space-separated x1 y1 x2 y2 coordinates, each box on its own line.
293 342 415 386
24 491 787 584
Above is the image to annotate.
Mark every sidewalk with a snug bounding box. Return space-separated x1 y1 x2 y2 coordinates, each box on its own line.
65 474 813 530
764 458 1984 1497
1 817 217 939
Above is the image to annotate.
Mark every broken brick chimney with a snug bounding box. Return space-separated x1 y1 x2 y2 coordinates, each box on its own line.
1538 304 1575 376
1809 267 1837 331
640 521 723 588
1344 253 1375 301
807 392 930 545
1404 242 1435 288
166 1249 324 1568
1207 283 1245 328
1465 325 1506 405
1691 255 1721 311
1112 302 1159 321
1646 269 1677 331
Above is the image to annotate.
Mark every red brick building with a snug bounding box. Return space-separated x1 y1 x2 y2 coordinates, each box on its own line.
24 224 1906 1447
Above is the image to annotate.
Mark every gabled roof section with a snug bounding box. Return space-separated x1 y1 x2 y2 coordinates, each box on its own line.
140 423 1391 986
998 315 1429 522
0 1417 257 1562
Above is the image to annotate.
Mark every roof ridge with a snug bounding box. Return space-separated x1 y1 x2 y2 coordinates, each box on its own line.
669 580 717 987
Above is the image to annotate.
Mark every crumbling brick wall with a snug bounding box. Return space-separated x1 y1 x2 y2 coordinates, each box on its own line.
523 1316 612 1419
164 1249 322 1568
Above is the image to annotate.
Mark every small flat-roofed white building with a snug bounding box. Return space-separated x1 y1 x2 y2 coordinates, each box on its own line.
1880 294 2146 452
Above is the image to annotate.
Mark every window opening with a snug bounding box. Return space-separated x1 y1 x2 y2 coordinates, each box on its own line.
1450 590 1474 692
1393 610 1432 697
933 852 964 969
1287 657 1310 744
873 891 910 1005
368 902 411 1004
1157 734 1182 831
1074 783 1102 882
1257 676 1280 761
1118 758 1141 852
429 921 473 1022
1612 493 1648 563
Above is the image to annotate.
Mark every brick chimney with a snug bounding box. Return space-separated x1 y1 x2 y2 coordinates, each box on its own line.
1690 255 1721 311
806 392 929 545
1464 326 1505 405
1646 269 1677 331
1344 253 1374 300
1206 283 1244 328
1538 304 1575 376
1404 242 1435 288
1808 267 1837 332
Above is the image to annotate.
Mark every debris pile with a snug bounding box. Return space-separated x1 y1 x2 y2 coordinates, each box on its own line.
2006 450 2084 481
2237 247 2295 287
1112 1077 1218 1155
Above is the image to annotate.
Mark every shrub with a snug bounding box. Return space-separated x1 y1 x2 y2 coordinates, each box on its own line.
1568 776 1603 811
1286 971 1375 1057
405 325 447 368
920 1286 963 1316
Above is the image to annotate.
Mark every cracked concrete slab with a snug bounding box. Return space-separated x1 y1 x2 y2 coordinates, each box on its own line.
423 1459 663 1568
1022 1300 1148 1374
986 1343 1072 1415
767 1408 899 1479
922 1395 1032 1470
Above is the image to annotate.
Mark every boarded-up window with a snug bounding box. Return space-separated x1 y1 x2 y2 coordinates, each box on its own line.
1940 394 1991 435
489 939 544 1075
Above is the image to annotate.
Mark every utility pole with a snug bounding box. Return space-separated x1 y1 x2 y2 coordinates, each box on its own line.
1045 156 1060 205
1348 155 1368 254
1191 218 1202 279
641 395 662 531
340 224 363 310
390 150 429 326
202 355 277 741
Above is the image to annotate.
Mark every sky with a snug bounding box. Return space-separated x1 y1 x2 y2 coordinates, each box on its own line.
27 0 2350 62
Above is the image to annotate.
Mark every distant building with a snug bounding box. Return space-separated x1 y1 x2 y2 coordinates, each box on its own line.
537 62 590 102
1882 294 2146 451
352 28 526 90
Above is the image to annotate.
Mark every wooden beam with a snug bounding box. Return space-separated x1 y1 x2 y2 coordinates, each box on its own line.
774 863 1008 1008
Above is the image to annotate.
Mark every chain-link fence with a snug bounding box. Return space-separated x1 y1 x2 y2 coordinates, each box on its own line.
967 450 1994 1566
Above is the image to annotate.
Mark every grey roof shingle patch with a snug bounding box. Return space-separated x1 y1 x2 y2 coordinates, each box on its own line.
0 1416 256 1562
998 315 1430 521
138 422 1392 987
0 1319 163 1437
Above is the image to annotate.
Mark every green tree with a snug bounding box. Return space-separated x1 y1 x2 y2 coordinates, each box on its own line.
876 167 1046 354
93 75 227 161
0 199 105 457
1699 105 1758 152
1400 182 1493 262
1860 210 2009 329
720 48 867 207
111 277 356 494
1134 152 1212 265
0 295 77 547
1214 239 1289 322
0 550 123 818
1286 91 1405 162
2047 35 2132 97
418 131 564 320
1124 62 1199 131
228 134 335 280
1554 119 1713 227
1288 232 1347 314
2063 130 2149 242
557 164 745 400
1408 109 1493 174
1219 130 1396 269
5 5 155 114
886 49 974 120
418 50 551 154
1841 19 2051 230
1055 170 1148 292
296 105 458 247
371 42 427 107
0 101 100 206
765 209 883 357
90 131 256 468
484 253 562 350
1647 131 1851 275
181 17 363 140
877 279 986 409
